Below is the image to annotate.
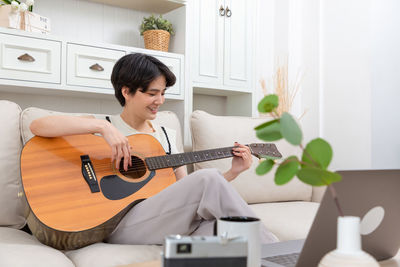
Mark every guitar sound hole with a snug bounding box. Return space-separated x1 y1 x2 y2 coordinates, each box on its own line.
119 156 146 179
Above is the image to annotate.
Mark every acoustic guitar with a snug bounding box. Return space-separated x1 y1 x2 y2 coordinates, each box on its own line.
21 133 281 250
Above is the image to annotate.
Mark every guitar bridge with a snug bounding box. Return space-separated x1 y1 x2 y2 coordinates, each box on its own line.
80 155 100 193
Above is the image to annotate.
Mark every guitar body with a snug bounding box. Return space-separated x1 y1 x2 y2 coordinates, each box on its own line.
21 134 176 250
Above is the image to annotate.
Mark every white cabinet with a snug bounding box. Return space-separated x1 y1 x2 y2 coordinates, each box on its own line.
192 0 254 92
66 43 125 90
0 32 61 84
0 28 184 100
153 55 183 97
124 49 184 100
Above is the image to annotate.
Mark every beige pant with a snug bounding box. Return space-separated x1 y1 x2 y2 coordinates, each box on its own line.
106 168 278 245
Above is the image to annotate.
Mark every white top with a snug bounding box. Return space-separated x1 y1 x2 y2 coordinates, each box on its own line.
95 114 179 154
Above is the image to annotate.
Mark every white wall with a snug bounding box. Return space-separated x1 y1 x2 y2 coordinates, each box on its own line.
257 0 400 170
321 0 372 170
255 0 321 144
371 0 400 169
299 0 321 144
35 0 151 48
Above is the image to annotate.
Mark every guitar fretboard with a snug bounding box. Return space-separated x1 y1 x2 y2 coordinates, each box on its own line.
145 147 235 171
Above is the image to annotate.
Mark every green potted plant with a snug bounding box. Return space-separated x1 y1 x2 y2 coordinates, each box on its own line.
140 14 174 52
255 91 379 265
255 93 343 213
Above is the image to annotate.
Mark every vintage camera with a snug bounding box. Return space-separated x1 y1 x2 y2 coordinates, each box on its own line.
162 235 248 267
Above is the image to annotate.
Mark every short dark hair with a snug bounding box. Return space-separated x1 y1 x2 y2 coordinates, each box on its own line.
111 53 176 106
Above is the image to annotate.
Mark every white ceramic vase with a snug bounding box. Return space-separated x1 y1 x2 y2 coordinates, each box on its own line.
318 216 379 267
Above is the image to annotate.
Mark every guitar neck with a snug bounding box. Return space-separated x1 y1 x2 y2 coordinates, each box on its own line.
145 146 237 171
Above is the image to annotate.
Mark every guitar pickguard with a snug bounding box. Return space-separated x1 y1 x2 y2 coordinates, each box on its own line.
100 171 156 200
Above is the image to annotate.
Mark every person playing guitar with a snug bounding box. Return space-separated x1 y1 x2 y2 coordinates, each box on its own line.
28 53 278 247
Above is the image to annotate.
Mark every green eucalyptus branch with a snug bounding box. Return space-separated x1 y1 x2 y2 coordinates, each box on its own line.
255 94 344 216
328 185 344 216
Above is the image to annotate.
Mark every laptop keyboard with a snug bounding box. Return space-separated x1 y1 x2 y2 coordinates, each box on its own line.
262 252 300 267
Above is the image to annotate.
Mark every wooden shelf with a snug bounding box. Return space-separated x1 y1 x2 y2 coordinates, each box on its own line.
86 0 185 14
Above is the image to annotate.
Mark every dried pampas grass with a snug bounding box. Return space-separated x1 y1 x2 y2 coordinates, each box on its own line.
260 60 304 118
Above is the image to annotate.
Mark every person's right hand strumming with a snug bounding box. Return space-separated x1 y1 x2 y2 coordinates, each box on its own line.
99 121 132 171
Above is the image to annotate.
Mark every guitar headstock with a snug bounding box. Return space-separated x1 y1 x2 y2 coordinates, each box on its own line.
248 143 282 159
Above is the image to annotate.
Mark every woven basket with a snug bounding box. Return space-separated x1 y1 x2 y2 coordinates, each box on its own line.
143 30 170 52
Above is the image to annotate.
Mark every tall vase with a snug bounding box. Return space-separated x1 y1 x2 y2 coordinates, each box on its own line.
318 216 379 267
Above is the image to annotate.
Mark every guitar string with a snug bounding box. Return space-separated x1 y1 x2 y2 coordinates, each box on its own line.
86 152 236 172
88 155 234 172
83 146 243 173
81 146 242 171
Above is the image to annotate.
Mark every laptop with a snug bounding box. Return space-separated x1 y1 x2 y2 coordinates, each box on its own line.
261 169 400 267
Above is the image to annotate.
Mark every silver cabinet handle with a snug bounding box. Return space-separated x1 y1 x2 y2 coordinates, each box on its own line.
89 63 104 71
226 6 232 17
219 5 225 16
17 53 35 62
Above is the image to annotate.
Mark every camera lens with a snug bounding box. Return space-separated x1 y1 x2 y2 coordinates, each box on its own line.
177 243 191 254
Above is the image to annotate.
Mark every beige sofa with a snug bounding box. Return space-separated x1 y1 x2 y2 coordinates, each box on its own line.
0 100 322 267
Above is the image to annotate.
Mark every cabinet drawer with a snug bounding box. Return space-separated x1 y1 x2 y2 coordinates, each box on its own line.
67 43 125 89
154 55 181 96
0 33 61 84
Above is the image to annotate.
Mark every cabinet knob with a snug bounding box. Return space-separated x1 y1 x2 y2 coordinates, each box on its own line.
17 53 35 62
219 5 225 16
226 6 232 17
89 63 104 72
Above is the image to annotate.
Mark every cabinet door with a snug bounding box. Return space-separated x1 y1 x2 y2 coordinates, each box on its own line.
223 0 254 89
0 33 61 84
66 43 125 89
192 0 224 86
153 55 183 99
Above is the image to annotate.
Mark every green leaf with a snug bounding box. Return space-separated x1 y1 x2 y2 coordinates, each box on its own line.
258 94 279 113
254 119 279 131
256 159 275 175
302 138 333 169
280 112 302 145
274 156 300 185
263 155 282 160
297 167 341 186
256 120 282 142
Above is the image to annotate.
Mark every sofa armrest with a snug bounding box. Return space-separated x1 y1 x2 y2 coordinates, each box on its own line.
311 186 327 203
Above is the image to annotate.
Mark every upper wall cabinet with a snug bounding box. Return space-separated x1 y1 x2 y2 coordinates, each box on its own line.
0 28 184 100
192 0 255 92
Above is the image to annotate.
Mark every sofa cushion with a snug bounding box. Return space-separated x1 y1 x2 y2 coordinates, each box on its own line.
190 110 312 204
250 202 319 241
0 100 28 228
20 107 184 153
0 227 74 267
65 243 162 267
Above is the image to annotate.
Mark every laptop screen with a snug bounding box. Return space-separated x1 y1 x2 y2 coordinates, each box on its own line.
295 169 400 267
